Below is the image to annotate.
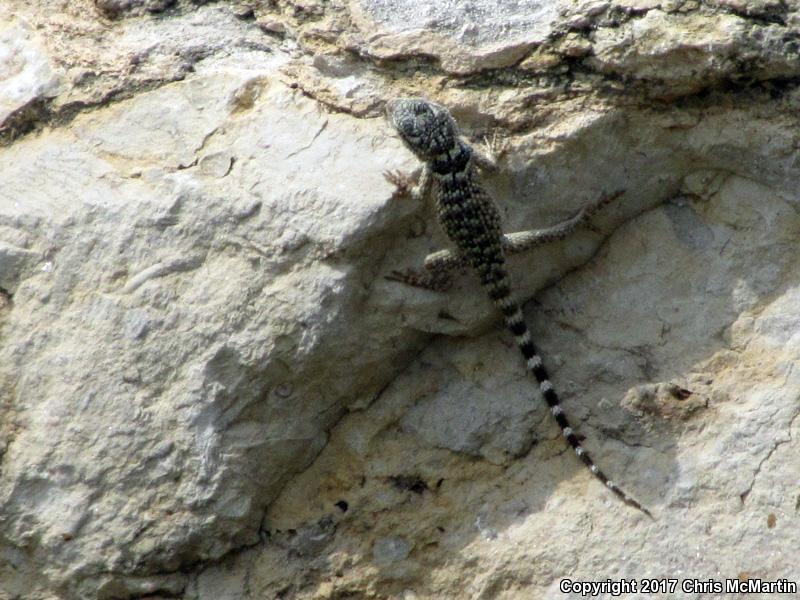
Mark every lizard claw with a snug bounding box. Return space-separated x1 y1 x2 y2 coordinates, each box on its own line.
385 268 424 285
581 189 625 230
385 268 452 292
593 189 625 212
585 221 603 234
484 131 508 160
476 132 507 173
383 169 417 198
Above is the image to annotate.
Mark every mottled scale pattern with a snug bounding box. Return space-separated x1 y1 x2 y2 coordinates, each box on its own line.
386 98 651 518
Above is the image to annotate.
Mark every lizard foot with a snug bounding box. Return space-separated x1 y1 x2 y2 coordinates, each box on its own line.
473 132 507 174
581 189 625 232
385 268 453 292
483 131 508 163
383 169 417 198
593 189 625 211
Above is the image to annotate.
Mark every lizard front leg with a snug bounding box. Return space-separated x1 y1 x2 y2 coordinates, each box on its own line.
385 164 454 290
383 164 433 202
469 132 506 174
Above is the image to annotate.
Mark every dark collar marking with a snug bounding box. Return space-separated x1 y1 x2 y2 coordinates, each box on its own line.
431 144 471 175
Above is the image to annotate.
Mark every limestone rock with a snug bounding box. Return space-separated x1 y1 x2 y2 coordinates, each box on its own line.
0 14 60 133
1 0 799 599
0 10 417 595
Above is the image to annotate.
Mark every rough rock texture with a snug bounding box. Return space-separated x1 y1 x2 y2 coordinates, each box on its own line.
1 1 799 599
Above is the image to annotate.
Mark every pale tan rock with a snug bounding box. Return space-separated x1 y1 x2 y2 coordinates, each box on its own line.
1 0 800 598
0 14 61 128
0 31 418 598
349 0 560 74
589 10 745 89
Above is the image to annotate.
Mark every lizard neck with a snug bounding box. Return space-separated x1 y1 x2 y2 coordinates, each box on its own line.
430 140 472 176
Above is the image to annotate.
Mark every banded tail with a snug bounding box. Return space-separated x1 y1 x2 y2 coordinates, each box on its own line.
488 278 652 518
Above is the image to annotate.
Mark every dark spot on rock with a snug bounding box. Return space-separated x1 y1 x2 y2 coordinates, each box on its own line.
767 513 776 528
388 474 429 494
669 385 693 400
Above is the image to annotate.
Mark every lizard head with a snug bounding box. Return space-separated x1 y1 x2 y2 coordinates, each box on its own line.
386 98 459 160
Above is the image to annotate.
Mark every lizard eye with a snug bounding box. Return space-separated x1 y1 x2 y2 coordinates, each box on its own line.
398 116 421 137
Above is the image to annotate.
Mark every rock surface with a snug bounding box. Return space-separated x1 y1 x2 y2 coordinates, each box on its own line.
1 1 799 599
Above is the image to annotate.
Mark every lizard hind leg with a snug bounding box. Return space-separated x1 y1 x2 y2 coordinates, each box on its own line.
386 248 466 292
385 267 454 292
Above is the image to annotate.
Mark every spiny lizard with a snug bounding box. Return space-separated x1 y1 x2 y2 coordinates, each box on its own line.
384 98 651 518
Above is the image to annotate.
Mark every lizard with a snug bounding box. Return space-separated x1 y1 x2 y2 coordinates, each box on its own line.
384 97 651 518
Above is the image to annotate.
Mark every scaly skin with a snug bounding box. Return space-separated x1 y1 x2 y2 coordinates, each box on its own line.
385 97 651 518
